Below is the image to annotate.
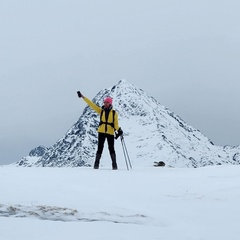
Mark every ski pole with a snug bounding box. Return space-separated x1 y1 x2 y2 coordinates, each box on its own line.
122 136 132 169
120 135 132 170
121 136 129 170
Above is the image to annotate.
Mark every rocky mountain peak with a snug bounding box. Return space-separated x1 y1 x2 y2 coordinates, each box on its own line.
15 80 240 168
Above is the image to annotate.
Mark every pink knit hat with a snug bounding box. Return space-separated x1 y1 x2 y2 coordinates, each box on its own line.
104 97 113 105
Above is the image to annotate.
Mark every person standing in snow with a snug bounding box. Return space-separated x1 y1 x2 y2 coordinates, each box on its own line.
77 91 123 170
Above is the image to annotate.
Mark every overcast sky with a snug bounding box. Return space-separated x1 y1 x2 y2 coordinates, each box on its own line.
0 0 239 165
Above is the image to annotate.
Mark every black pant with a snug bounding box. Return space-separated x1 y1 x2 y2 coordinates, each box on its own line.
97 133 115 155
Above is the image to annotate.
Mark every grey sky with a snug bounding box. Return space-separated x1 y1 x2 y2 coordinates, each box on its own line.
1 0 239 165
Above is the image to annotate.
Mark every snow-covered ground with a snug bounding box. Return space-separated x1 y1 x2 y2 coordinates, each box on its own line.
1 165 240 240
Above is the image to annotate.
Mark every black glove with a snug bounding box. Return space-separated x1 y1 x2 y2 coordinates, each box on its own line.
77 91 82 98
115 128 123 139
118 127 123 136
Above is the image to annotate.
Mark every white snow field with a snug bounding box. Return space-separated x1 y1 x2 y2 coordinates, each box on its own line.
1 165 240 240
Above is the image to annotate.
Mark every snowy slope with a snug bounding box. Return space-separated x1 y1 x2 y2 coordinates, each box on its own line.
1 165 240 240
15 80 240 168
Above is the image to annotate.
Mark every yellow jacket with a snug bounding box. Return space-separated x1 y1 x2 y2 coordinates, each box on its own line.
83 97 120 136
